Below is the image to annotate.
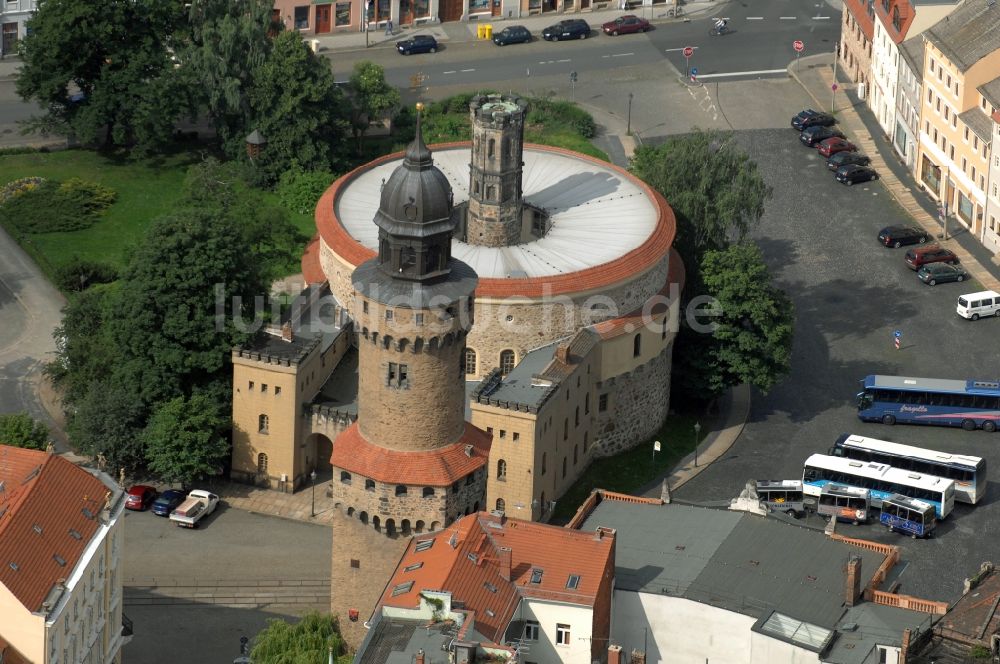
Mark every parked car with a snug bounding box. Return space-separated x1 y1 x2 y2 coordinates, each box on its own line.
125 485 158 511
917 263 969 285
602 15 650 35
791 109 819 127
151 489 187 516
169 490 220 528
396 35 438 55
904 244 958 270
493 25 532 45
793 111 835 131
827 151 871 170
835 164 879 185
817 137 856 157
878 225 929 248
799 125 846 147
542 19 590 41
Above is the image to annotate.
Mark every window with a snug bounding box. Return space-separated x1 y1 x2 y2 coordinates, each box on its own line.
399 364 408 387
496 498 505 513
497 459 507 480
566 574 581 589
395 485 407 496
362 300 369 314
499 350 515 375
541 453 547 475
388 362 397 383
562 457 567 478
385 309 393 321
257 453 268 475
513 432 520 442
340 471 352 483
293 5 309 28
488 138 495 158
946 74 951 89
633 333 642 357
248 380 255 390
585 393 590 414
335 2 351 26
258 414 269 433
524 621 540 640
556 624 571 646
275 386 281 396
575 406 580 427
563 418 568 440
261 383 268 393
599 394 608 412
366 479 376 491
499 429 506 439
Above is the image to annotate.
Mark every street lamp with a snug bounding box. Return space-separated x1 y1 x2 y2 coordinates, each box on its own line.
627 92 634 136
310 469 318 517
693 422 701 467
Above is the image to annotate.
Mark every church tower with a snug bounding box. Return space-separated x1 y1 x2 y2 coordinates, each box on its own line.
329 104 491 646
465 94 530 247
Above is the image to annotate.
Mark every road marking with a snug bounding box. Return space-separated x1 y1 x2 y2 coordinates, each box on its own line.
665 46 698 52
460 68 476 72
695 68 788 79
779 16 797 19
746 16 764 19
443 70 456 74
557 58 571 62
611 52 634 57
813 15 831 19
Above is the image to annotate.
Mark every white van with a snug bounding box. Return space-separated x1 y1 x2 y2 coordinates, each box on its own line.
956 290 1000 320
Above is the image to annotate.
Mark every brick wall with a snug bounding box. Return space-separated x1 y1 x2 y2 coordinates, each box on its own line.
594 343 673 457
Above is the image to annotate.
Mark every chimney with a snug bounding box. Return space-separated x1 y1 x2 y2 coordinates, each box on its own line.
465 444 473 457
899 628 911 664
608 644 623 664
630 649 646 664
498 546 512 582
845 555 862 607
660 479 672 504
555 344 569 363
415 649 425 664
281 321 293 342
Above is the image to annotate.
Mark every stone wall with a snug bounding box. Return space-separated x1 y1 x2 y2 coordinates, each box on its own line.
593 343 673 457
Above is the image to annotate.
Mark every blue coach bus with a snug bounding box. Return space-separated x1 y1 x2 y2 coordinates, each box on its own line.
856 375 1000 432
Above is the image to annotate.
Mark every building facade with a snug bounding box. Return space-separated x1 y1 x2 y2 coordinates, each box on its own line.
0 447 128 664
0 0 34 57
840 0 874 97
916 1 1000 241
979 81 1000 254
895 37 925 173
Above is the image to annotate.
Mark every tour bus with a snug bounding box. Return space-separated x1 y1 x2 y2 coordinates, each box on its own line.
856 375 1000 432
816 484 870 524
755 480 805 516
829 433 986 504
879 494 937 539
802 454 955 518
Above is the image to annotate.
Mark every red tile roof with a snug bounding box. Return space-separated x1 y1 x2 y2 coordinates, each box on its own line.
331 423 490 486
378 513 616 643
844 0 875 40
593 248 686 340
315 143 677 299
874 0 914 43
0 446 111 613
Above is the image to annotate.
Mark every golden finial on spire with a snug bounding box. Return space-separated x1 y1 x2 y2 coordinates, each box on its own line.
415 102 425 113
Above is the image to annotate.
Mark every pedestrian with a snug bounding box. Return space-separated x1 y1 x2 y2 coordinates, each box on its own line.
385 19 393 35
619 0 626 10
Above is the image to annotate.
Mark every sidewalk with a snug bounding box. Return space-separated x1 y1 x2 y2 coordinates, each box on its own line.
789 52 1000 292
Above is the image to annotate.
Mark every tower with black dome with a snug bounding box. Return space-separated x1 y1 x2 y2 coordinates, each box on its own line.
329 104 491 646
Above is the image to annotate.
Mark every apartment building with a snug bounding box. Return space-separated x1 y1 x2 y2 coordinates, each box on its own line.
0 0 34 57
917 0 1000 241
980 80 1000 253
895 37 926 172
840 0 875 95
0 446 128 664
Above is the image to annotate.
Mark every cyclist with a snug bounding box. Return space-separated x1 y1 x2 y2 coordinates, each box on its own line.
713 17 729 34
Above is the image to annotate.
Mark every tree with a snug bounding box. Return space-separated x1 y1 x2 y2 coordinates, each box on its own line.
68 381 148 471
347 61 401 154
247 31 350 183
629 130 772 256
46 285 119 407
144 393 230 486
16 0 187 151
251 612 345 664
675 243 793 400
0 412 49 450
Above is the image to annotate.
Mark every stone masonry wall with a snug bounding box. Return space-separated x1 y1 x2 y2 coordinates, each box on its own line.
593 342 673 457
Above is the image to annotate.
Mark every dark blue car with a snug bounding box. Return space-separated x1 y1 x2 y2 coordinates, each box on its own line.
151 489 186 517
396 34 438 55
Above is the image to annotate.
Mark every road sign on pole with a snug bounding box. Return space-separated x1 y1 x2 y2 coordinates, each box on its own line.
683 46 694 78
690 67 698 83
893 329 902 350
793 39 804 52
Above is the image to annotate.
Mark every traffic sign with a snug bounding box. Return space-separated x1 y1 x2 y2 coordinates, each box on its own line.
832 83 838 91
893 330 902 338
690 67 698 76
793 39 804 52
683 46 694 58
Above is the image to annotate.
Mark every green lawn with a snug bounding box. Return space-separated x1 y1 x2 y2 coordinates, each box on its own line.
552 411 707 522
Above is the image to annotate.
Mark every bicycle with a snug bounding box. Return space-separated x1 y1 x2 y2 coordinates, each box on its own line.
708 18 730 35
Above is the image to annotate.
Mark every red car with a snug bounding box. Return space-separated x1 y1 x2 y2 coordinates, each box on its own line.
904 244 958 270
125 485 158 511
601 15 650 35
817 137 856 157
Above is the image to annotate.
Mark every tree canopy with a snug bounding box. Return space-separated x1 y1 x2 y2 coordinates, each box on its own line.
144 393 230 486
0 413 50 450
347 61 401 153
251 613 346 664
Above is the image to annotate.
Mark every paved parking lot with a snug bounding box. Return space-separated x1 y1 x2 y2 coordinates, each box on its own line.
671 128 1000 603
121 506 331 663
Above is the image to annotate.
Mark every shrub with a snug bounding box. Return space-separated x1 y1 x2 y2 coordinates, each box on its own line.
0 177 47 204
54 257 119 292
0 177 117 234
276 169 336 215
57 178 117 215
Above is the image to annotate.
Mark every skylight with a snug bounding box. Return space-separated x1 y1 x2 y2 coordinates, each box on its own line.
757 612 832 652
415 539 434 552
391 581 414 597
404 562 424 572
566 575 581 590
530 569 543 584
53 554 66 567
68 529 82 540
484 582 498 594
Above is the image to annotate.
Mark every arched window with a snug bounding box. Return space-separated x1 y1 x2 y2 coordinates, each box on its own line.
422 487 435 498
340 471 352 484
359 511 369 524
500 350 515 375
541 452 547 475
575 406 580 427
585 393 590 414
488 138 496 158
415 520 425 533
395 485 407 496
465 348 477 375
373 515 381 531
401 519 411 536
258 414 269 433
564 418 568 440
257 453 268 475
497 459 507 480
633 333 642 357
562 457 567 478
496 498 505 513
486 185 496 199
365 479 376 491
386 519 396 536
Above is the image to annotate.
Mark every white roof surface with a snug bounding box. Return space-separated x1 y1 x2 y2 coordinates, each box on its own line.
334 146 660 280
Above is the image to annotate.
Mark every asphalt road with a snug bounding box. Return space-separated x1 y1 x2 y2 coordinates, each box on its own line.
668 127 1000 604
121 506 331 663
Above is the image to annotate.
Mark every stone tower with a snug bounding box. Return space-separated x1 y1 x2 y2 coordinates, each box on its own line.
329 105 491 647
465 94 530 247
